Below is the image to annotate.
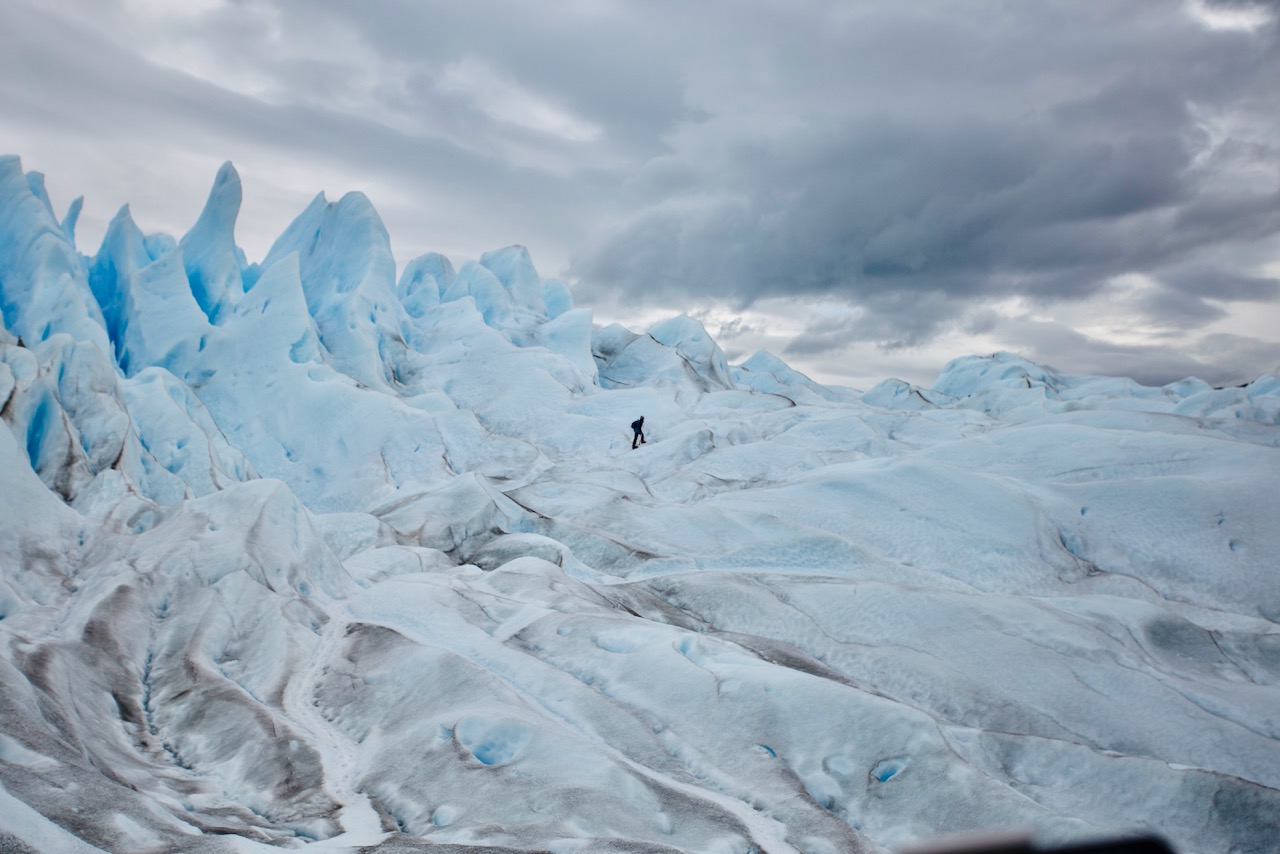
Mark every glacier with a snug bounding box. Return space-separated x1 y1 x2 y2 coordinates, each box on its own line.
1 152 1278 854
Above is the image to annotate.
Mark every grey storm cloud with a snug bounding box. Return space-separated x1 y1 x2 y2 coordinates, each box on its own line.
1164 270 1280 300
568 1 1280 352
0 0 628 255
575 82 1276 317
1205 0 1280 11
992 319 1280 388
1132 289 1230 330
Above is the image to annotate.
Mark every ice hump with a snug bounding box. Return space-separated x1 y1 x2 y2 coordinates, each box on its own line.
1 155 1279 854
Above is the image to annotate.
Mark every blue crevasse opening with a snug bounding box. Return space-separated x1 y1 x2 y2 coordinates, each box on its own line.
471 742 505 766
871 759 904 782
26 396 50 465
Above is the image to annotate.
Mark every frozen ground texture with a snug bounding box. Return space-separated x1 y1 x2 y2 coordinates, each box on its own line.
1 155 1278 854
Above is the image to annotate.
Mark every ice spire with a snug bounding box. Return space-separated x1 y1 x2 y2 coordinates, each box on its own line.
180 161 246 323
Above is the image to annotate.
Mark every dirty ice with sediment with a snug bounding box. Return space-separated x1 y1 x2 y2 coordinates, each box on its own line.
1 154 1278 854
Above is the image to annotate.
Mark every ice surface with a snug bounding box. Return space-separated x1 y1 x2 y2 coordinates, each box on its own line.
0 156 110 355
396 252 454 319
480 245 546 315
2 156 1279 853
259 189 413 391
179 161 246 325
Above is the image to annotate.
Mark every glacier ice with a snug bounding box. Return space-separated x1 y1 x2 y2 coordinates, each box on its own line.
1 154 1279 853
0 156 110 355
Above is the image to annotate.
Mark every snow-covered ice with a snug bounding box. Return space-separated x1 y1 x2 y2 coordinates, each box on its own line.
1 154 1278 853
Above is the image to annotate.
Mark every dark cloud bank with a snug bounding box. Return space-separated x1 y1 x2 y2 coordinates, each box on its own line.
567 0 1280 385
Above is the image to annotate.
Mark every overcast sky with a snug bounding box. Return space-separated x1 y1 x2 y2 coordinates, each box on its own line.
3 0 1278 388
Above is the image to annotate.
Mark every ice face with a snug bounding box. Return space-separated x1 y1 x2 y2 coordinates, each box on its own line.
260 189 409 391
179 161 245 324
480 244 546 315
1 155 1278 854
0 156 110 355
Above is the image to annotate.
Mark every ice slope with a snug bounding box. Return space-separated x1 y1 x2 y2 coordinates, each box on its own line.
1 155 1279 854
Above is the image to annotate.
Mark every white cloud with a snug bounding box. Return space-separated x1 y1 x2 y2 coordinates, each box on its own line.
1185 0 1275 31
122 0 226 18
438 57 602 143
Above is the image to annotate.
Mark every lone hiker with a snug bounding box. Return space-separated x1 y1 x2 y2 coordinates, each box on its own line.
631 416 646 449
